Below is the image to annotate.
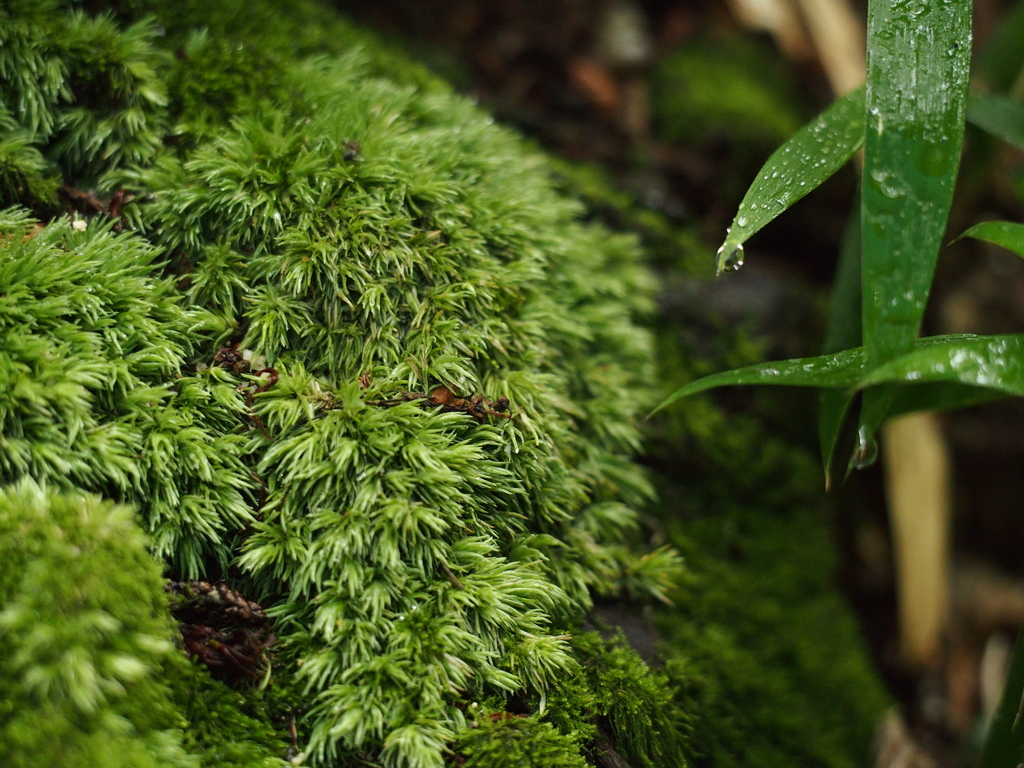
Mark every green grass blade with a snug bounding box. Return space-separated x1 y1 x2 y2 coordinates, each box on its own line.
823 201 864 356
856 0 972 468
820 200 863 483
862 0 972 365
967 93 1024 151
889 382 1005 416
978 618 1024 768
652 335 1008 417
959 220 1024 258
650 348 869 417
858 334 1024 397
716 86 865 275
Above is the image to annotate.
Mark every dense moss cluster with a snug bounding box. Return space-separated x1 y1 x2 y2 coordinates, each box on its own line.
550 156 890 767
0 480 194 768
0 0 892 766
0 1 684 766
0 480 294 768
443 628 688 768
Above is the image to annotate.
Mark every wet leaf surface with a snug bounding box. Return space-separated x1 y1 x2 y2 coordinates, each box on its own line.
652 335 1013 417
959 219 1024 259
651 347 868 416
820 202 862 481
858 334 1024 397
716 87 865 275
855 0 972 467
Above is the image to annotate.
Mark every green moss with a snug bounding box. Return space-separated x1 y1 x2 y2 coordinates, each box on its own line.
0 208 251 576
571 633 689 768
0 6 170 185
409 626 693 768
658 501 889 768
647 336 891 768
0 480 195 768
653 37 805 146
552 154 890 768
456 715 588 768
0 1 894 766
0 479 291 768
166 657 289 768
0 2 680 766
165 30 290 141
0 108 59 216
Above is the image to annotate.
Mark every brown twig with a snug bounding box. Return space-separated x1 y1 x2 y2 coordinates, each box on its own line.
440 561 466 591
368 385 513 422
59 185 106 213
246 368 279 406
58 185 135 229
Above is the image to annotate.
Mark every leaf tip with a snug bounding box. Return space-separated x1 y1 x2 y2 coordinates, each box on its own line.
715 242 745 276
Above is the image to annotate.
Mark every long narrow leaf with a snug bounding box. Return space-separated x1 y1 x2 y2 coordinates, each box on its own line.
652 348 868 416
967 94 1024 151
858 334 1024 397
890 382 1005 416
856 0 972 466
715 86 865 275
959 220 1024 258
652 335 1003 417
820 199 863 483
978 617 1024 768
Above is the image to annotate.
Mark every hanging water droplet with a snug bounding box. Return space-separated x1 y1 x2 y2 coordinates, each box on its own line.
715 243 745 276
851 426 879 469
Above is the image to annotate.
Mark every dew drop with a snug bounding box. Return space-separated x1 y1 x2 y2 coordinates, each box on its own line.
715 243 745 276
851 426 879 469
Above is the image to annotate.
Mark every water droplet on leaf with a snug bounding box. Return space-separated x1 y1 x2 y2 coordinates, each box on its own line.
851 426 879 469
716 243 745 276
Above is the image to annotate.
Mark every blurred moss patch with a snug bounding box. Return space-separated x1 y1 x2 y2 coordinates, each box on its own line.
654 37 806 146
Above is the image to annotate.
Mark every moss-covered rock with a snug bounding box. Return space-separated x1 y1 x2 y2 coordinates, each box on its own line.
455 715 588 768
645 312 891 768
0 1 683 766
167 657 291 768
549 151 890 766
0 1 891 766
